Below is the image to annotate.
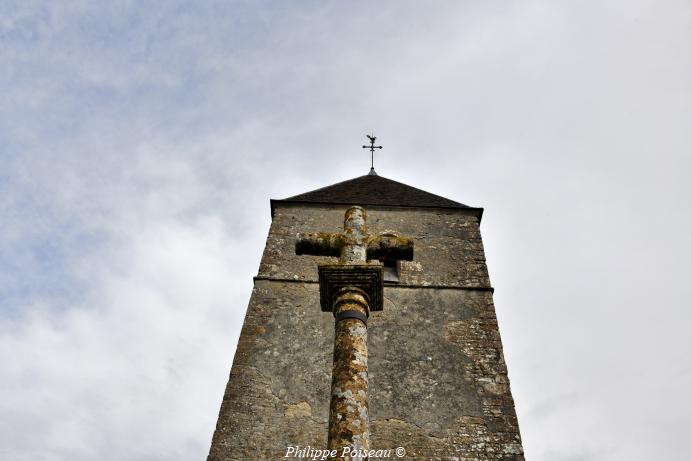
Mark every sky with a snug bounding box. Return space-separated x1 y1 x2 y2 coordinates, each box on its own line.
1 1 690 460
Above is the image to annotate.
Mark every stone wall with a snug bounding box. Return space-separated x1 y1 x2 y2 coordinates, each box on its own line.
260 205 490 288
208 204 523 460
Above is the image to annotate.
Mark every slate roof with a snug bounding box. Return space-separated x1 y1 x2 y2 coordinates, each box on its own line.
271 172 483 220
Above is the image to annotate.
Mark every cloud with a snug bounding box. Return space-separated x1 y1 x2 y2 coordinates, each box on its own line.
0 213 253 460
1 1 690 460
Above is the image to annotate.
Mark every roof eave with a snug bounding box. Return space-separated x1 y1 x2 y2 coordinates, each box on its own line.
270 199 484 224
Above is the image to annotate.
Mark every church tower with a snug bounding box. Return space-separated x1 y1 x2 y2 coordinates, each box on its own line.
208 169 524 460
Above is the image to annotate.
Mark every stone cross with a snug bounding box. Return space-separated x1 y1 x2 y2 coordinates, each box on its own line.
296 206 413 460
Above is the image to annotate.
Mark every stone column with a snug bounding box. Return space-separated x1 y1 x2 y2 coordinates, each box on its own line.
328 287 370 459
295 205 414 460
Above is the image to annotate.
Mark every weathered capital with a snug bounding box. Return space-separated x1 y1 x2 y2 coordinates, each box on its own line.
318 264 383 312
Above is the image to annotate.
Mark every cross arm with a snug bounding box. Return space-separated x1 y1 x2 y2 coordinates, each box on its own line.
296 232 346 257
366 236 414 262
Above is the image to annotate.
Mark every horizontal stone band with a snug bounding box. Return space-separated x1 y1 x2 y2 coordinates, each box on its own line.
335 310 368 326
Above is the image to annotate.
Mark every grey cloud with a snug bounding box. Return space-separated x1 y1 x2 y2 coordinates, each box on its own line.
1 1 689 460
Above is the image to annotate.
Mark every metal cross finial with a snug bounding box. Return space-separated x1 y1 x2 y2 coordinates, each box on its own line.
362 134 382 174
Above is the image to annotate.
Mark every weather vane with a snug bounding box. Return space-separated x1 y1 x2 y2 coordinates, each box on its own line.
362 134 382 175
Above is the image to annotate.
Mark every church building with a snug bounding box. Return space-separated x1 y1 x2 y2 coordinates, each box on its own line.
208 165 524 460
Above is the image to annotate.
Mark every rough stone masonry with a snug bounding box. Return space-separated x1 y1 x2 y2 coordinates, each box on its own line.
207 174 524 460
